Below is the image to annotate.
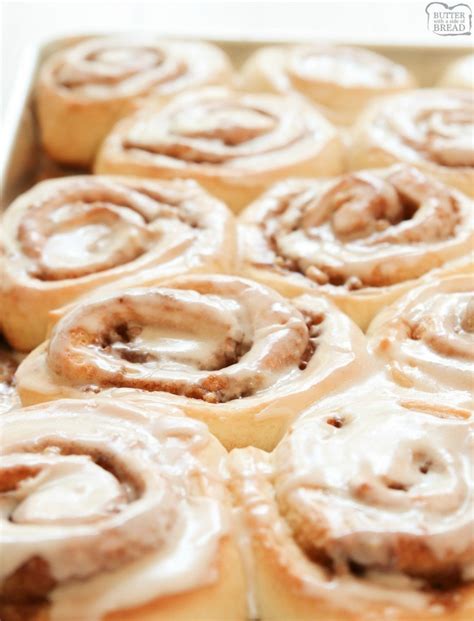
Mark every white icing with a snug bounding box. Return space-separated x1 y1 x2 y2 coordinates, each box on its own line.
276 394 473 564
0 397 227 618
369 274 474 401
232 507 259 620
50 498 223 621
230 380 474 613
41 275 369 406
8 456 125 525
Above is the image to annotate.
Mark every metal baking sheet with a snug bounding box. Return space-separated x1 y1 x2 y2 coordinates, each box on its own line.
1 33 471 208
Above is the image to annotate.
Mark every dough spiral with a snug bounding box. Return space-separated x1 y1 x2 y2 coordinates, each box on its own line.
369 274 474 406
239 165 473 329
240 44 416 125
0 396 245 621
15 275 369 450
95 87 344 212
350 89 474 197
230 384 474 619
0 175 235 351
36 37 232 166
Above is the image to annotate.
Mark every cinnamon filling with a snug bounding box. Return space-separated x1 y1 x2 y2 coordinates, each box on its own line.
0 351 18 387
307 547 464 593
1 556 56 604
298 530 466 593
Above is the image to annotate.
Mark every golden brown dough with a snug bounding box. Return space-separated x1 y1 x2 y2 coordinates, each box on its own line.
36 37 233 167
95 87 344 212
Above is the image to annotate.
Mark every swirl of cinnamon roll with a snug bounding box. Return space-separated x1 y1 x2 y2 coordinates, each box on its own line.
240 44 416 126
36 37 233 167
239 165 474 330
0 175 235 351
369 274 474 405
0 396 245 621
15 275 370 450
95 87 344 212
229 385 474 619
350 89 474 197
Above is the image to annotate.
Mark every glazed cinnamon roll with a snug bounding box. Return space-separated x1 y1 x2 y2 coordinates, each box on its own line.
95 87 344 212
0 175 235 351
0 396 246 621
0 343 22 415
229 384 474 620
350 89 474 197
240 44 416 126
15 275 369 450
438 54 474 89
239 165 474 330
36 37 232 167
368 274 474 406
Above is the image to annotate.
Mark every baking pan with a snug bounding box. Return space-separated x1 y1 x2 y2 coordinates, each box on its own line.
1 33 471 208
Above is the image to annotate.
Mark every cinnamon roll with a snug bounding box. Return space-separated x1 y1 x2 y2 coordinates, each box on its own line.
0 396 246 621
95 87 344 212
240 44 416 126
368 274 474 406
0 175 235 352
439 55 474 89
350 89 474 197
238 165 474 330
36 37 232 167
229 383 474 620
15 275 369 450
0 343 22 415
